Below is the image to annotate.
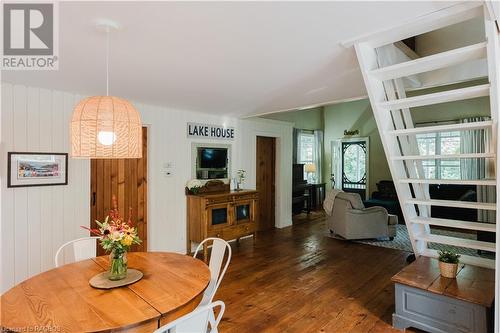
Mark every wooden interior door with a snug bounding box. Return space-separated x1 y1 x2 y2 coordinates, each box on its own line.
90 127 148 255
256 136 276 231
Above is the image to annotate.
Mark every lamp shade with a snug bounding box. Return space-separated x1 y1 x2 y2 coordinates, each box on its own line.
71 96 142 158
304 163 316 173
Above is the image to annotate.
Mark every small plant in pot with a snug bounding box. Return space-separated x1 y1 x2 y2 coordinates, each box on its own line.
438 250 461 278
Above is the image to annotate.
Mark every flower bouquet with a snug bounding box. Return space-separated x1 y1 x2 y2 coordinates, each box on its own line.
82 195 141 281
186 179 203 194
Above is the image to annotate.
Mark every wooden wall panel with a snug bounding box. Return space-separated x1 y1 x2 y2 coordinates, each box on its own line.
51 91 64 266
39 88 54 273
13 85 29 282
62 92 75 264
137 129 148 251
0 84 90 293
2 84 15 290
26 87 41 276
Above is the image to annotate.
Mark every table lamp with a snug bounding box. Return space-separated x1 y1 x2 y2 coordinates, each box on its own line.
304 163 316 183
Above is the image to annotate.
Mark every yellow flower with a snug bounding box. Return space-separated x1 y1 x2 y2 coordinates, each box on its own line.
121 235 133 246
124 226 136 237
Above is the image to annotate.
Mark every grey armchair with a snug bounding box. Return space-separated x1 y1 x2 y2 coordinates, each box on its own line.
326 192 397 240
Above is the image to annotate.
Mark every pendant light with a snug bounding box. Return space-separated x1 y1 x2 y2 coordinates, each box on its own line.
70 22 142 159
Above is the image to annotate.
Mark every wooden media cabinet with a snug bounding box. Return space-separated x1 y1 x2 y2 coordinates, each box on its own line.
187 189 258 259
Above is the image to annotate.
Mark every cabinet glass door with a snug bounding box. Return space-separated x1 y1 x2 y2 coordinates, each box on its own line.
234 201 253 224
208 203 230 228
212 208 228 225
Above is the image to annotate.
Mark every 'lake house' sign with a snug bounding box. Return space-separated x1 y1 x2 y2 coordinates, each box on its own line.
187 122 235 140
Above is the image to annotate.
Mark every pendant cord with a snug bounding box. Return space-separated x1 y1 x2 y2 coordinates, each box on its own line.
106 27 109 96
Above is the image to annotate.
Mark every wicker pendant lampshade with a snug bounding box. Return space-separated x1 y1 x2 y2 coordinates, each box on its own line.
71 96 142 158
70 22 142 159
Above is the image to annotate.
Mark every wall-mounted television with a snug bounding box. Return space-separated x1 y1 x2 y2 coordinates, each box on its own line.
196 146 229 179
199 148 227 169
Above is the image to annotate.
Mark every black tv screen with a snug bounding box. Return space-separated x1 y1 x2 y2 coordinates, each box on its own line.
199 148 227 169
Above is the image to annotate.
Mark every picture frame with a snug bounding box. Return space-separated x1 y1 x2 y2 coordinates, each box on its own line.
7 152 68 188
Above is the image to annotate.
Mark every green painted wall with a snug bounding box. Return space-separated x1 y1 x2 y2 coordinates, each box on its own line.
323 99 390 193
260 107 324 130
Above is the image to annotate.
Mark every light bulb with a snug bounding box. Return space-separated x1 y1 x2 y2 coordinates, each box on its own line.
98 131 117 146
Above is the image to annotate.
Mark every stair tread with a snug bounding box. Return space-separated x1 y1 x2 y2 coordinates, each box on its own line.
400 178 496 185
405 198 496 210
411 217 496 232
415 233 496 252
369 42 487 81
378 84 490 110
422 249 495 269
392 153 495 160
387 120 493 136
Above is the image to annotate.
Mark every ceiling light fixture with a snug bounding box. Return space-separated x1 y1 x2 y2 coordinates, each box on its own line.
70 20 142 159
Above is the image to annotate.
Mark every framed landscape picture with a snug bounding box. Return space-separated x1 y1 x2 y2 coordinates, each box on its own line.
7 152 68 188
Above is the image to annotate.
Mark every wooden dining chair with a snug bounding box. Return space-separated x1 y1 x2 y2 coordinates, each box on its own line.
54 236 100 267
154 301 225 333
193 238 232 306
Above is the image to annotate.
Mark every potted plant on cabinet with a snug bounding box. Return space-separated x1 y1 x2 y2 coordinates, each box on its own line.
438 250 460 278
235 169 246 191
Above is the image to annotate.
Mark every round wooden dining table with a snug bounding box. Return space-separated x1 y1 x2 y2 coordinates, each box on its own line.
0 252 211 333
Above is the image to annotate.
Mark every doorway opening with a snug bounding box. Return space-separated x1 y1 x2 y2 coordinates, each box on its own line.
256 136 276 231
90 127 148 255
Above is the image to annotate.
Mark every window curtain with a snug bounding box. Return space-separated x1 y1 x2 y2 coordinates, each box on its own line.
294 128 323 183
460 116 495 223
293 128 300 164
313 130 323 183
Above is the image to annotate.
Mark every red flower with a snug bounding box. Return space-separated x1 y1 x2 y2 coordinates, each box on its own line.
80 225 101 236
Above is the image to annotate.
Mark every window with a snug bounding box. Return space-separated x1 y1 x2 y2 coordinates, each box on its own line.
298 131 315 179
298 132 314 164
416 131 461 179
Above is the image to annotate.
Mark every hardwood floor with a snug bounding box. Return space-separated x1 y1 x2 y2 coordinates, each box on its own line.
216 217 416 333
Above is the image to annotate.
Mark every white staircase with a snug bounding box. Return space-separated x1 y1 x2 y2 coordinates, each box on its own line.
351 2 500 269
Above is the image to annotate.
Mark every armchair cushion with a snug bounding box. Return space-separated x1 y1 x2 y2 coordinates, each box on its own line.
336 192 364 210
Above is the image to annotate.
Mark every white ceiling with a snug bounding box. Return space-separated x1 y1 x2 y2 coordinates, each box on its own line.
2 1 459 117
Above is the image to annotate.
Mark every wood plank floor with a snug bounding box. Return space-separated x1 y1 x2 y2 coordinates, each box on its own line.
216 217 416 333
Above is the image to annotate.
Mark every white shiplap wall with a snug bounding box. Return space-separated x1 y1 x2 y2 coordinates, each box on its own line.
1 83 294 293
1 84 90 293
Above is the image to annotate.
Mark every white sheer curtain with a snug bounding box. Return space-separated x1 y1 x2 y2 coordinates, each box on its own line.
313 130 323 183
460 116 495 222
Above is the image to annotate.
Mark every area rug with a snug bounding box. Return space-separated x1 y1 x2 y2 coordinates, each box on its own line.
343 224 494 259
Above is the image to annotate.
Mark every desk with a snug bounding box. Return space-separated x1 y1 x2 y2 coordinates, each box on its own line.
392 257 494 333
0 252 210 332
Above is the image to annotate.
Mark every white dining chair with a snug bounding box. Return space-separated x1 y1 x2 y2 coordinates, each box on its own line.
193 238 231 333
154 301 225 333
54 236 100 267
194 238 232 306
